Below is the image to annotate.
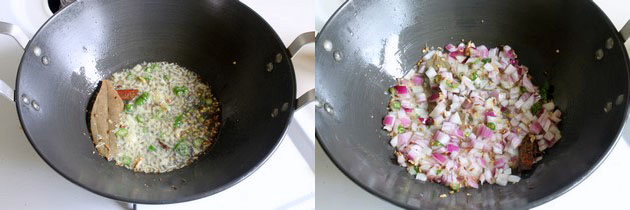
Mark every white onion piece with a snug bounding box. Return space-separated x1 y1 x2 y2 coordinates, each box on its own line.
507 175 521 183
416 173 428 181
504 64 517 75
449 113 462 125
423 50 436 60
389 136 398 147
543 101 555 111
434 131 451 145
522 75 536 92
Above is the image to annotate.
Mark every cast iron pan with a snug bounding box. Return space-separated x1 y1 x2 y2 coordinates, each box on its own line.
0 0 314 204
316 0 630 209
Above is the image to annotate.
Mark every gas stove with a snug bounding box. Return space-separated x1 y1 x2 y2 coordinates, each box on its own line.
0 0 314 209
315 0 630 209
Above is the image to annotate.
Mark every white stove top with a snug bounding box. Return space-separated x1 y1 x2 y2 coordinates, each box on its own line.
0 0 315 209
315 0 630 209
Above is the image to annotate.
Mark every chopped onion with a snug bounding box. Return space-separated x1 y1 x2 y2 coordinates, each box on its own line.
423 50 436 60
496 174 508 186
383 42 562 190
477 45 489 58
445 44 457 52
426 67 437 79
397 132 412 147
428 92 442 102
447 144 460 152
416 173 428 181
522 75 535 92
477 125 494 139
394 85 409 95
434 131 451 145
543 101 555 111
441 122 458 134
507 175 521 183
494 158 506 168
454 128 465 139
406 146 421 162
504 64 517 75
389 136 398 147
399 116 412 128
383 114 395 131
397 153 407 167
412 76 424 86
449 114 462 125
433 153 447 164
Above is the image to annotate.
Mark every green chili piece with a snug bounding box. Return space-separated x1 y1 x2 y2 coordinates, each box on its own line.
193 138 204 148
173 86 189 96
136 115 146 123
432 141 443 147
124 104 134 113
451 183 461 191
174 140 190 156
148 145 156 152
115 128 128 137
174 114 184 128
486 122 496 131
397 125 405 133
531 101 543 115
146 63 157 72
392 101 401 110
446 81 460 89
134 93 150 106
121 156 132 166
540 81 550 100
434 75 443 83
471 72 478 81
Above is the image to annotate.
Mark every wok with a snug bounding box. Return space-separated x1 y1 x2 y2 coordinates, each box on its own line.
316 0 630 209
0 0 315 204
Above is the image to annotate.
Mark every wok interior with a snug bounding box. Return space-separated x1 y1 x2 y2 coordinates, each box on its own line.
15 0 295 203
316 0 629 209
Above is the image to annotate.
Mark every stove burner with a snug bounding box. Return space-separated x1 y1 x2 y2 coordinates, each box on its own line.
47 0 75 13
47 0 60 13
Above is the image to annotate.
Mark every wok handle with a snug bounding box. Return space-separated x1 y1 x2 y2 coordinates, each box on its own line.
288 32 316 110
621 20 630 42
0 21 29 102
288 31 315 57
296 89 316 110
0 22 29 49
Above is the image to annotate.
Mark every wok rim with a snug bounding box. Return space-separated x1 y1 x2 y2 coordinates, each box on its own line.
13 0 298 205
315 0 630 209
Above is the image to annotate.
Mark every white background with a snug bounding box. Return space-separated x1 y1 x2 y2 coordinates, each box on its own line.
0 0 315 209
315 0 630 209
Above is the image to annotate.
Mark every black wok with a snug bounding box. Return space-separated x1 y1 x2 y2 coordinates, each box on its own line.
0 0 314 204
316 0 630 209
